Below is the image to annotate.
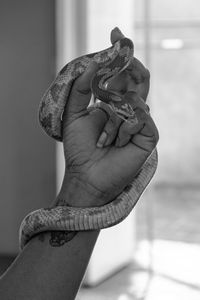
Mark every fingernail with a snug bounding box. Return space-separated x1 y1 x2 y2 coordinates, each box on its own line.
97 131 107 148
104 137 111 147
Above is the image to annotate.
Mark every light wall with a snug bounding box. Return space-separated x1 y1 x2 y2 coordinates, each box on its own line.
134 0 200 186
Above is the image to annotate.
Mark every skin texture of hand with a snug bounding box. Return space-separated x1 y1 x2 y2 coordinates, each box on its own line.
54 30 159 209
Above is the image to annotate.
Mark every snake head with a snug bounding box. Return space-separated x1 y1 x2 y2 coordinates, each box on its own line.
91 36 134 103
110 27 125 44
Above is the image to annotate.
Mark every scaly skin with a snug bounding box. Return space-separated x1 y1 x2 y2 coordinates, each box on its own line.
19 28 158 250
39 35 133 141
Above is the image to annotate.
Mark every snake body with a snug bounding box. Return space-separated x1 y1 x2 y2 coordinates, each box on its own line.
19 32 158 250
38 37 135 141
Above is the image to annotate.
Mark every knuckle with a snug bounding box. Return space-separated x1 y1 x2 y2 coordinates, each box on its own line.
119 121 131 135
73 73 91 95
135 107 147 120
74 81 91 95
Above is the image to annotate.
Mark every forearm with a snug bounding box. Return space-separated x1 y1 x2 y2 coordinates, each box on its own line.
0 229 99 300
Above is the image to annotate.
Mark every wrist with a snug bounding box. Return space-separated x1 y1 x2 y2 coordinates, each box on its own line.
51 172 107 208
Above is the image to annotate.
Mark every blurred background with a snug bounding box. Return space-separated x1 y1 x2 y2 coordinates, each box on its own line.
0 0 200 299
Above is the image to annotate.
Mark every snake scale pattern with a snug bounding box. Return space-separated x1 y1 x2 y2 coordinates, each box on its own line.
19 29 158 250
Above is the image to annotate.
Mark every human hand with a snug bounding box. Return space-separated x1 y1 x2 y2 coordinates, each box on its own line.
53 31 158 209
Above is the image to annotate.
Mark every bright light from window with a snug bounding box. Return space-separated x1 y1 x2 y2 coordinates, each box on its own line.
118 294 130 300
161 39 184 49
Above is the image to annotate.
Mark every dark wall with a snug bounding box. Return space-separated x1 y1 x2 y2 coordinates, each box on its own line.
0 0 56 254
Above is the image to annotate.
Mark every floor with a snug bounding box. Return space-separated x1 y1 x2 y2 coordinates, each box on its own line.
0 186 200 300
78 186 200 300
78 239 200 300
136 186 200 244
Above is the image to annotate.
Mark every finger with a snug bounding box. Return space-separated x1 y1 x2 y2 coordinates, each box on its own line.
110 27 125 44
92 102 122 148
66 61 99 119
131 109 159 152
115 116 144 147
89 101 113 118
123 91 150 112
128 57 150 101
136 108 158 137
115 93 150 147
97 111 123 148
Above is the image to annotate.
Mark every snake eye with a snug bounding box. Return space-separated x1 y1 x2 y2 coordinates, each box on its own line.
119 88 127 95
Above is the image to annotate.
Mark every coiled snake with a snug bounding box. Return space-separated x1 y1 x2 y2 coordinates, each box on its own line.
19 29 158 250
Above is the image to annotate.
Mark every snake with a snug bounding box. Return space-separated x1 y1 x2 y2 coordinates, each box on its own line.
19 29 158 250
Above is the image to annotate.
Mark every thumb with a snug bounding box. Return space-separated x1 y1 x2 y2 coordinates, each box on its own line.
65 61 99 120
